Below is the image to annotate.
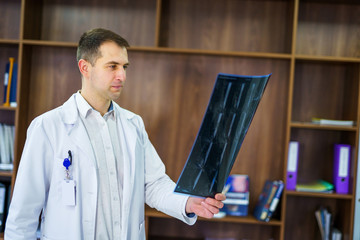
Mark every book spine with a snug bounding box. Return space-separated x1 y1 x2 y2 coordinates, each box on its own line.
286 141 299 190
333 144 351 194
3 57 15 107
265 181 284 222
10 62 18 107
254 180 278 221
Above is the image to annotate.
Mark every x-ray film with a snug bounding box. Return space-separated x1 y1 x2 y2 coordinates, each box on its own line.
174 73 271 198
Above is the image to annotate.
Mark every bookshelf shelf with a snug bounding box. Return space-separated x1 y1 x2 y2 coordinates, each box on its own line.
286 190 353 200
145 208 282 226
0 107 16 111
130 46 292 59
22 40 78 48
0 171 13 178
295 54 360 63
290 122 357 131
0 40 20 45
17 41 293 60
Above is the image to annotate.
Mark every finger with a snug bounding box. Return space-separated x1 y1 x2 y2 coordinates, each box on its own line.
215 193 226 201
193 201 214 219
201 201 220 215
205 197 224 209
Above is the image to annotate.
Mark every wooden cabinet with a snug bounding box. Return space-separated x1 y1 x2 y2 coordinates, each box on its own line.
0 0 358 239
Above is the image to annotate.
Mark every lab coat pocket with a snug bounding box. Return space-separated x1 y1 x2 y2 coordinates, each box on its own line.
41 157 77 239
51 157 76 196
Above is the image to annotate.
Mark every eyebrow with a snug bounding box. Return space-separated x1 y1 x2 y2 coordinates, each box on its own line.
105 61 130 66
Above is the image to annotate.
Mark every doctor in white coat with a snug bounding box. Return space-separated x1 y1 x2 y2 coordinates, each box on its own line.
5 28 225 240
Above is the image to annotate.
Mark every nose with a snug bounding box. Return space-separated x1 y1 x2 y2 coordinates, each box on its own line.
117 67 126 82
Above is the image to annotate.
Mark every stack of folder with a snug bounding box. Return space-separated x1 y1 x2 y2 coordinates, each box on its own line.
296 180 334 193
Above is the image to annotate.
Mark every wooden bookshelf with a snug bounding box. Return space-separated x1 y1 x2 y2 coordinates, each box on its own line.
0 0 359 239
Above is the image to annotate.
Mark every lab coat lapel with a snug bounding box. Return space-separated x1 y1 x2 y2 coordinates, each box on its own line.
116 106 136 237
60 94 96 167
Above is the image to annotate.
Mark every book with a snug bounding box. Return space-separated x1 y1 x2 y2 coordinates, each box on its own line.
286 141 299 190
311 118 354 127
9 61 18 107
315 209 325 239
0 183 6 231
265 180 284 222
333 144 350 194
253 180 279 222
0 124 6 165
332 228 342 240
3 57 17 107
222 175 250 217
315 207 334 240
296 180 334 193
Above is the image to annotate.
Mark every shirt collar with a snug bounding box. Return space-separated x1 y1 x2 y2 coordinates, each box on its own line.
75 91 115 120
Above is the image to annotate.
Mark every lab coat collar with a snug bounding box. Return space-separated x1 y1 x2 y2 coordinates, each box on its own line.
61 94 80 125
60 94 97 168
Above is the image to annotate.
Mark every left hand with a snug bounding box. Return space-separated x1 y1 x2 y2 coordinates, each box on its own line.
185 193 226 219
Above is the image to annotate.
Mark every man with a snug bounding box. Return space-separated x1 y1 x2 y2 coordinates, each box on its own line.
5 28 225 239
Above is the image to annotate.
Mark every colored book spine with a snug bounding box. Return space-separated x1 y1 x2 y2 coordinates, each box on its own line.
333 144 351 194
3 57 16 107
254 180 278 221
265 180 284 222
286 141 299 190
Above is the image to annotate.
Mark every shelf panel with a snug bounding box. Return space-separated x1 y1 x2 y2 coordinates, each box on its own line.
285 193 353 240
291 122 357 131
0 0 21 40
145 208 282 226
296 1 360 58
291 61 359 123
289 128 356 185
286 190 353 199
159 0 294 54
23 0 157 46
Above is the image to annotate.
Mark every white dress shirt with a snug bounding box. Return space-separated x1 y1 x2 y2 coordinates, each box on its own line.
76 92 123 239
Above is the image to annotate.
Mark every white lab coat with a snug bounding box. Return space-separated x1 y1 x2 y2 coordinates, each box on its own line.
5 94 196 240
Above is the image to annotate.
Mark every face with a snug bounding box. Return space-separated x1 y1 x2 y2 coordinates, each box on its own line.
84 41 129 103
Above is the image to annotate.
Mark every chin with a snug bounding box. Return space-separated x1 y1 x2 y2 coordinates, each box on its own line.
110 92 122 101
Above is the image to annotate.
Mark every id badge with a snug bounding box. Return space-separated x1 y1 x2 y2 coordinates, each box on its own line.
62 180 76 206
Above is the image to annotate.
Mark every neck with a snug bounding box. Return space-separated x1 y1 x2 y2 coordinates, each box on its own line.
80 90 110 116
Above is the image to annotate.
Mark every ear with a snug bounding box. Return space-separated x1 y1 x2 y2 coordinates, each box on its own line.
78 59 91 78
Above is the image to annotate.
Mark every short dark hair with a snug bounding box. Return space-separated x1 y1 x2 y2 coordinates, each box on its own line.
77 28 130 65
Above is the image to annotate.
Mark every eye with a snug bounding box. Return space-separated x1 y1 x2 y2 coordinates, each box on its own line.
109 65 117 69
123 65 129 70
